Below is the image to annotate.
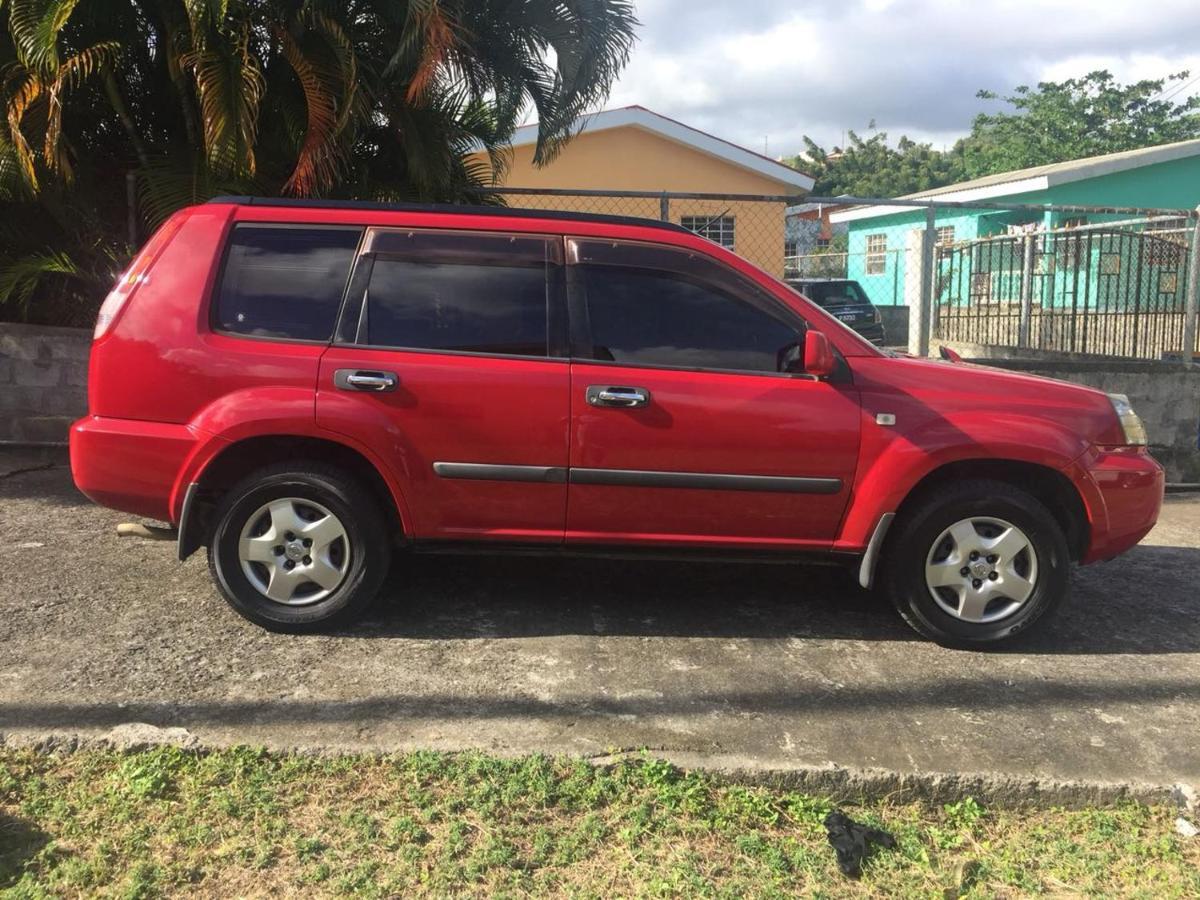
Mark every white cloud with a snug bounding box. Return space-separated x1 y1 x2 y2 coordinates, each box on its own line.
606 0 1200 156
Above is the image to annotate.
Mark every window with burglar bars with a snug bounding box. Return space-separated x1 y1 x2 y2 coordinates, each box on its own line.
936 226 955 246
682 215 735 250
865 233 887 274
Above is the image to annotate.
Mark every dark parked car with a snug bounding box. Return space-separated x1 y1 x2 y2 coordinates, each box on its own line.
787 278 886 345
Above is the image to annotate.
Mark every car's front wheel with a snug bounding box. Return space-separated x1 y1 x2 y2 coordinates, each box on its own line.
207 462 391 632
883 479 1070 647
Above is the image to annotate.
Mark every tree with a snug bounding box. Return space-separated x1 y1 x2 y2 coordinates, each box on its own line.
0 0 638 323
961 70 1200 178
790 70 1200 201
790 130 966 198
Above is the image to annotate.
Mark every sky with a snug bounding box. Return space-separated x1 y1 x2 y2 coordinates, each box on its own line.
603 0 1200 159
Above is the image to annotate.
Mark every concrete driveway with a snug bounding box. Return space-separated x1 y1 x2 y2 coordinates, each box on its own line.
2 451 1198 799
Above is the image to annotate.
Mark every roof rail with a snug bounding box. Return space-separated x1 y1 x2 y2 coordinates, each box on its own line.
206 195 691 233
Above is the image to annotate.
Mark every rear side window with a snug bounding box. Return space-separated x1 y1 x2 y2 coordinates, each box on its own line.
571 239 801 373
356 231 556 357
214 225 362 341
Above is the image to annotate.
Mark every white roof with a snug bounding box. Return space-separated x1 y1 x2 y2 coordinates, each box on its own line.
830 138 1200 223
508 106 814 191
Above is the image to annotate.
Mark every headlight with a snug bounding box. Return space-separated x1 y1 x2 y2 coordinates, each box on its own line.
1107 393 1147 446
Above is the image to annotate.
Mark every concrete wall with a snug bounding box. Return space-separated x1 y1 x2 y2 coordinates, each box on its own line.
0 323 90 444
878 306 909 347
940 340 1200 480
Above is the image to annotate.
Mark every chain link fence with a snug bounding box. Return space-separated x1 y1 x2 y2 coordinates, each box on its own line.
487 188 793 278
481 188 1200 362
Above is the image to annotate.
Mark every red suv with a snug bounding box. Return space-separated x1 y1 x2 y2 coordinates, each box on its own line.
70 198 1164 646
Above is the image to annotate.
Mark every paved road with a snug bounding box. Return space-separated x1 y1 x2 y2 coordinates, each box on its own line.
2 451 1198 796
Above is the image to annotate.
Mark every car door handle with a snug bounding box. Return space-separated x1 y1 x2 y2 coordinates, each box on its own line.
586 385 650 408
334 369 398 392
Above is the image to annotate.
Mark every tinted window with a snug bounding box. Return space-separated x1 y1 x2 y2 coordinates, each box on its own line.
794 281 870 306
215 225 361 340
361 231 552 357
573 240 801 373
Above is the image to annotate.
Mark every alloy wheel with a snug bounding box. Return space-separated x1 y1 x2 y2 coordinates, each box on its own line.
924 516 1038 624
237 498 351 605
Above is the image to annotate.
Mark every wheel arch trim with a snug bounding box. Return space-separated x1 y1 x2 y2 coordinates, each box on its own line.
857 512 895 589
172 428 413 559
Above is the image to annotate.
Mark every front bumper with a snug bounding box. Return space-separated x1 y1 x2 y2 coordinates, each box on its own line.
1072 446 1164 563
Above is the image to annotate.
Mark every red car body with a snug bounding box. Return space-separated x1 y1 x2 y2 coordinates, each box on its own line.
70 199 1163 606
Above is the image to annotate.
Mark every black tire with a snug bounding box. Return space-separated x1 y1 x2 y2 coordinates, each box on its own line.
882 479 1070 648
207 461 391 632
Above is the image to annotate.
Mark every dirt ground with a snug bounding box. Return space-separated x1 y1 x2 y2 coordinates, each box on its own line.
2 450 1198 798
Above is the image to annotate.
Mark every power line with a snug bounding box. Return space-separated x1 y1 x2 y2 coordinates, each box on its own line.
1152 71 1200 104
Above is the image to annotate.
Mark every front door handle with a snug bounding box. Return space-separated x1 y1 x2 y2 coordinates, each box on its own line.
334 369 398 392
586 385 650 408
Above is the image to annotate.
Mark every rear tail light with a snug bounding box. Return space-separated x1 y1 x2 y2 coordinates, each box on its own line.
94 271 144 339
93 214 186 340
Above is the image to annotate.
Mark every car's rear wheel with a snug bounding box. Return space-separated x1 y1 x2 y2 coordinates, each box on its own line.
882 479 1070 647
207 462 391 632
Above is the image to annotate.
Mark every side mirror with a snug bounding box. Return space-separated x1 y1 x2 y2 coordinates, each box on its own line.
803 330 835 378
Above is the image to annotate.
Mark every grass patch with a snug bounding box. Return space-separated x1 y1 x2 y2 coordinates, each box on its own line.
0 747 1196 897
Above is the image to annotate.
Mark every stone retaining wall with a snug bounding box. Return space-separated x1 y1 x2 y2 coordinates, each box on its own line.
0 323 91 443
939 340 1200 481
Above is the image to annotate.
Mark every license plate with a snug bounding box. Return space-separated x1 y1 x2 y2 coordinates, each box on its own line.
836 312 859 323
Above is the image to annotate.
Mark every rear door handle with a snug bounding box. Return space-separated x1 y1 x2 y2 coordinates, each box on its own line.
334 369 398 392
586 385 650 408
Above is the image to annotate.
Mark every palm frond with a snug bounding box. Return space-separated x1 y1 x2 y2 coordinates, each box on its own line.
405 3 458 103
8 0 82 73
4 68 44 189
43 41 121 174
135 150 255 228
276 22 343 196
0 247 78 319
183 0 229 44
0 137 34 201
182 24 264 176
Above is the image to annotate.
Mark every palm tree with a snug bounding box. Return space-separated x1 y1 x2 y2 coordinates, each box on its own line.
0 0 638 320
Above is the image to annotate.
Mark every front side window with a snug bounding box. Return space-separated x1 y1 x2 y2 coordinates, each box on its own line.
682 215 736 250
571 240 801 374
214 225 362 340
358 231 554 357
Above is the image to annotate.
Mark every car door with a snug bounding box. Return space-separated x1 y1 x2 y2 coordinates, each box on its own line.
565 237 861 549
316 227 570 543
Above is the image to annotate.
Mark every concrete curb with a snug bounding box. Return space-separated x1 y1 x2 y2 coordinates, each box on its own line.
1 726 1190 811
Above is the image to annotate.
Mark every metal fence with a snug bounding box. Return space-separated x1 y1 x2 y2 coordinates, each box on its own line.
483 187 1200 362
933 216 1198 359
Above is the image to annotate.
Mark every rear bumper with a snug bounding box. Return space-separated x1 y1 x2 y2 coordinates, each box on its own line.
70 415 198 523
1073 446 1164 563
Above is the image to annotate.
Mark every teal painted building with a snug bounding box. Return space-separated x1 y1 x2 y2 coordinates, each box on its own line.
830 140 1200 309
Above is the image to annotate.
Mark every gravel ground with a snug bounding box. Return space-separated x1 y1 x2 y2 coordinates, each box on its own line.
1 450 1198 798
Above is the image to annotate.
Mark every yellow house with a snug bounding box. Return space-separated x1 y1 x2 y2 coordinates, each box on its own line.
473 106 813 275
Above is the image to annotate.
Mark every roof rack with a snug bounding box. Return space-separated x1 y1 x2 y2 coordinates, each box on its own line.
206 196 691 234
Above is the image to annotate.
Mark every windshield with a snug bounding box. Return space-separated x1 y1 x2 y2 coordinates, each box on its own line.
795 281 870 306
